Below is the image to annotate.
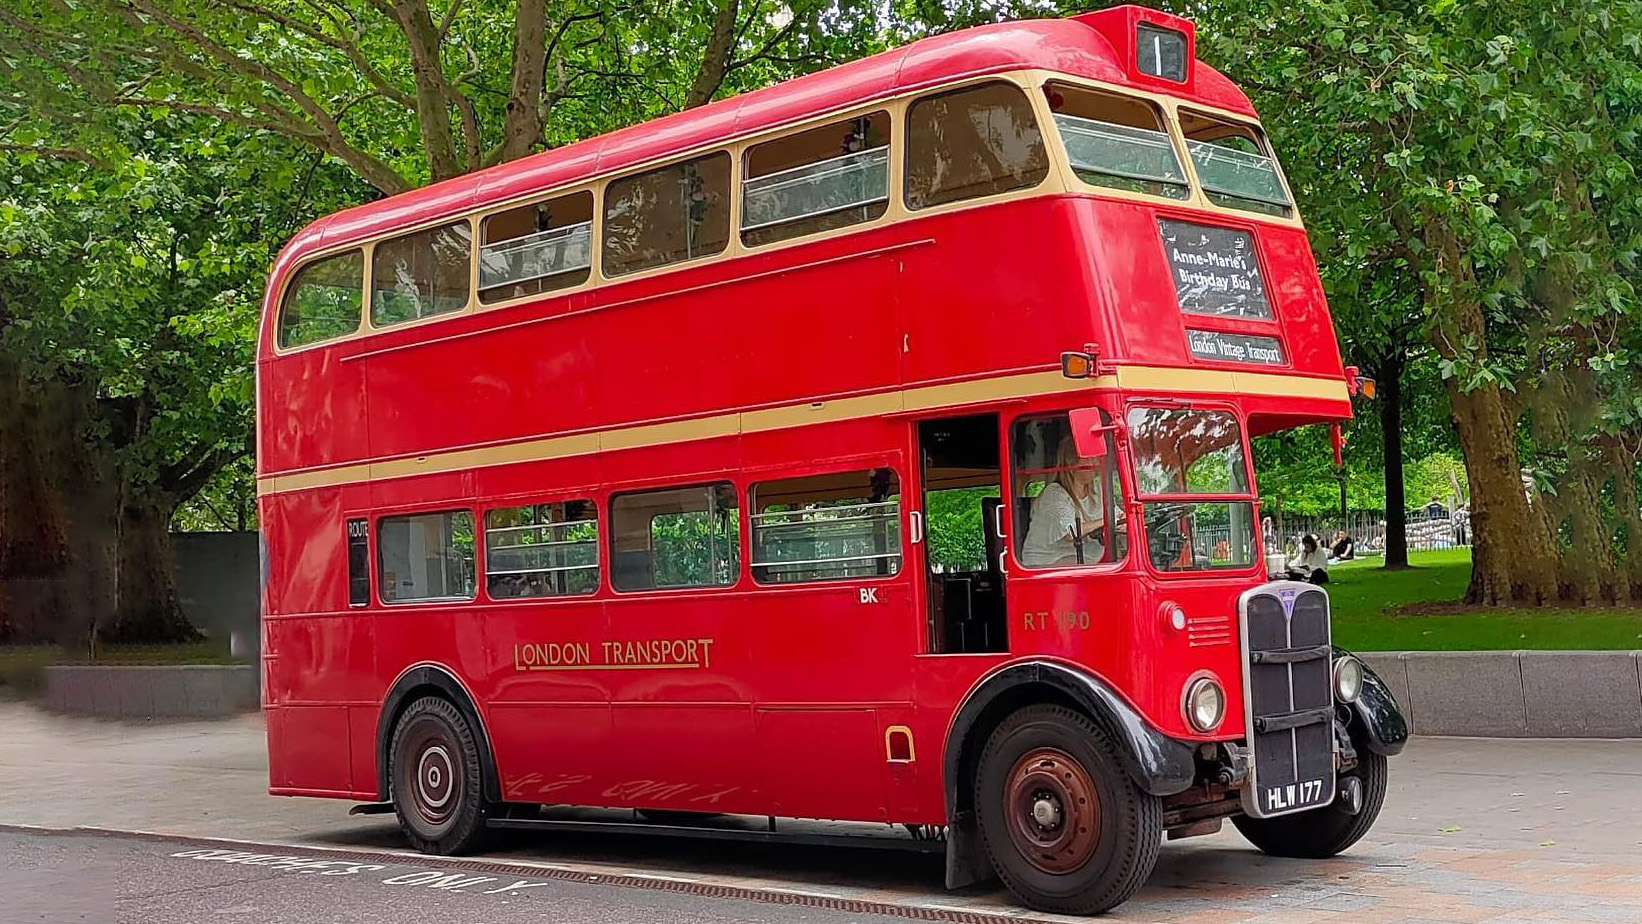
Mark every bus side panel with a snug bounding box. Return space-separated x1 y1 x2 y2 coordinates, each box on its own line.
899 199 1094 388
260 487 349 618
724 241 902 409
256 346 369 475
267 704 357 796
600 592 761 814
484 599 615 807
910 655 1011 825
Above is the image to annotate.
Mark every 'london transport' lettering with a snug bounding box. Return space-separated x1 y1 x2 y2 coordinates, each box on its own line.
512 637 715 672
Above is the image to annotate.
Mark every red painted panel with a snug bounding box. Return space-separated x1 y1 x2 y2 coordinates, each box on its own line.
267 705 352 793
756 708 887 820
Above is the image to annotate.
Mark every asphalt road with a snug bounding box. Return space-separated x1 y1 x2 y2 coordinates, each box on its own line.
1 827 933 924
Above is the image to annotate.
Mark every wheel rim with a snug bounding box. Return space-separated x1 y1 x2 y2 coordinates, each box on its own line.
1004 746 1101 874
403 718 462 830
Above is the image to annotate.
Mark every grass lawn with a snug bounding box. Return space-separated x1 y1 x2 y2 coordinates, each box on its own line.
1327 548 1642 651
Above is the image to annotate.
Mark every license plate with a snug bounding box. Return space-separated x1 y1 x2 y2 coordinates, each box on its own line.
1260 777 1330 815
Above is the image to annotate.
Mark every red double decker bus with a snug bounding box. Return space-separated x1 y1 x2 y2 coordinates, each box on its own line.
257 7 1408 914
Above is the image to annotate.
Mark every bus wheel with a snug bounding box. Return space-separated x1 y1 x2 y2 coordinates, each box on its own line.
975 705 1162 915
1232 736 1388 859
389 696 491 855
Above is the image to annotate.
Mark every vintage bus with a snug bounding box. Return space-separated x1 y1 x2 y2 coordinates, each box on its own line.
257 6 1408 914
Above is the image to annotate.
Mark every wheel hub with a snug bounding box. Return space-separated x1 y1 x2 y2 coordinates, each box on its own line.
1004 747 1101 874
401 719 463 830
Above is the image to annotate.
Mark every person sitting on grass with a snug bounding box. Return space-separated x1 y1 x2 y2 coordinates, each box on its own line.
1285 533 1330 584
1330 530 1356 562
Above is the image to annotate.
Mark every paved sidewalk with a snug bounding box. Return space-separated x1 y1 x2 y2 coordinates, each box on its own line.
2 703 1640 923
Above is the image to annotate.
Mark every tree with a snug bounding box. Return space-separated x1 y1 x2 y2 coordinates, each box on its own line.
0 0 885 195
0 124 366 643
1203 0 1642 604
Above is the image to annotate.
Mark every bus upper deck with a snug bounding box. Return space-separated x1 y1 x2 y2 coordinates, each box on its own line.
257 7 1351 494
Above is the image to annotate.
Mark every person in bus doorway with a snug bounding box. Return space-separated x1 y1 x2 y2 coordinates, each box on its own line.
1021 437 1105 567
1285 533 1329 584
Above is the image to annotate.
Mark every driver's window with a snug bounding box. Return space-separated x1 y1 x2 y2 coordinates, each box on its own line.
1009 412 1126 569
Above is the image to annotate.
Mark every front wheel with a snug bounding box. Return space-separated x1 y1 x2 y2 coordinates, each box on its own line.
389 696 492 855
1232 737 1388 858
975 705 1162 915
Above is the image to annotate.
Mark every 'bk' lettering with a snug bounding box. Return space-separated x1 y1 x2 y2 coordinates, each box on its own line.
859 588 880 604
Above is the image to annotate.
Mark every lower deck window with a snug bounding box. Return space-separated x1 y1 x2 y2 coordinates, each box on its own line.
750 469 901 584
378 510 476 603
610 483 739 591
484 501 599 598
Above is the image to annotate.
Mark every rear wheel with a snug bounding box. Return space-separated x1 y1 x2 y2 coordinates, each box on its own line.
975 705 1162 915
1233 733 1388 858
390 696 491 855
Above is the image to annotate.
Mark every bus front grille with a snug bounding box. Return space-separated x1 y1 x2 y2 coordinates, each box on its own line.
1237 582 1336 818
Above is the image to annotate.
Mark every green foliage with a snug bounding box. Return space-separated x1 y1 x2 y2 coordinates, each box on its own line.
0 120 363 510
0 0 897 193
926 487 996 572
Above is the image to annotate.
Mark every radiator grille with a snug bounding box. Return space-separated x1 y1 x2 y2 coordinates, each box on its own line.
1239 583 1336 818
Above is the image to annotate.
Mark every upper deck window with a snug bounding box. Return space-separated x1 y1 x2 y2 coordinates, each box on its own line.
479 191 593 304
603 152 731 276
278 249 363 349
1180 111 1292 217
371 220 473 327
1046 83 1188 200
906 81 1049 210
742 112 890 247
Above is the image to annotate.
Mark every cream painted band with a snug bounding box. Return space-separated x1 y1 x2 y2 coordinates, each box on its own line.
256 366 1349 496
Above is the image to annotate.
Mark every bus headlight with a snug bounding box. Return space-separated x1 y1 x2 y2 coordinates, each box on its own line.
1333 655 1364 704
1183 675 1226 733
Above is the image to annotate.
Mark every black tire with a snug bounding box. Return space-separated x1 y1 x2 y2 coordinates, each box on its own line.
389 696 492 855
974 704 1162 915
1232 735 1388 859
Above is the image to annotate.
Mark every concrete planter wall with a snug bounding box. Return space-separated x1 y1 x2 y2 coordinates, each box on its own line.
42 665 258 719
1360 651 1642 738
35 654 1642 735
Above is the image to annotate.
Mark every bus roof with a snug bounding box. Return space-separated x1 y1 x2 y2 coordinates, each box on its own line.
276 8 1254 274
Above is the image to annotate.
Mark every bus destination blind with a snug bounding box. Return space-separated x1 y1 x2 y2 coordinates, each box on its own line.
1186 329 1286 366
1158 219 1273 320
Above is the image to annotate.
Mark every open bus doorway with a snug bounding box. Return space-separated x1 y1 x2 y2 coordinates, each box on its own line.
917 414 1007 654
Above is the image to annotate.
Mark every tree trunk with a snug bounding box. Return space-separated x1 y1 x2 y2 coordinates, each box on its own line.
104 494 198 644
1374 351 1410 569
1445 380 1558 604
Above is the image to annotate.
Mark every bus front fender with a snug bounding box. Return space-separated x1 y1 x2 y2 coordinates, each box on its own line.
1337 649 1409 757
944 661 1199 810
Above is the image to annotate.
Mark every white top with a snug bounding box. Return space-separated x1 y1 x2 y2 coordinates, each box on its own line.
1287 545 1329 573
1021 482 1105 567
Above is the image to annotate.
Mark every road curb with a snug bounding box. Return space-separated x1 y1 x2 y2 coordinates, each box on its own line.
1357 650 1642 738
